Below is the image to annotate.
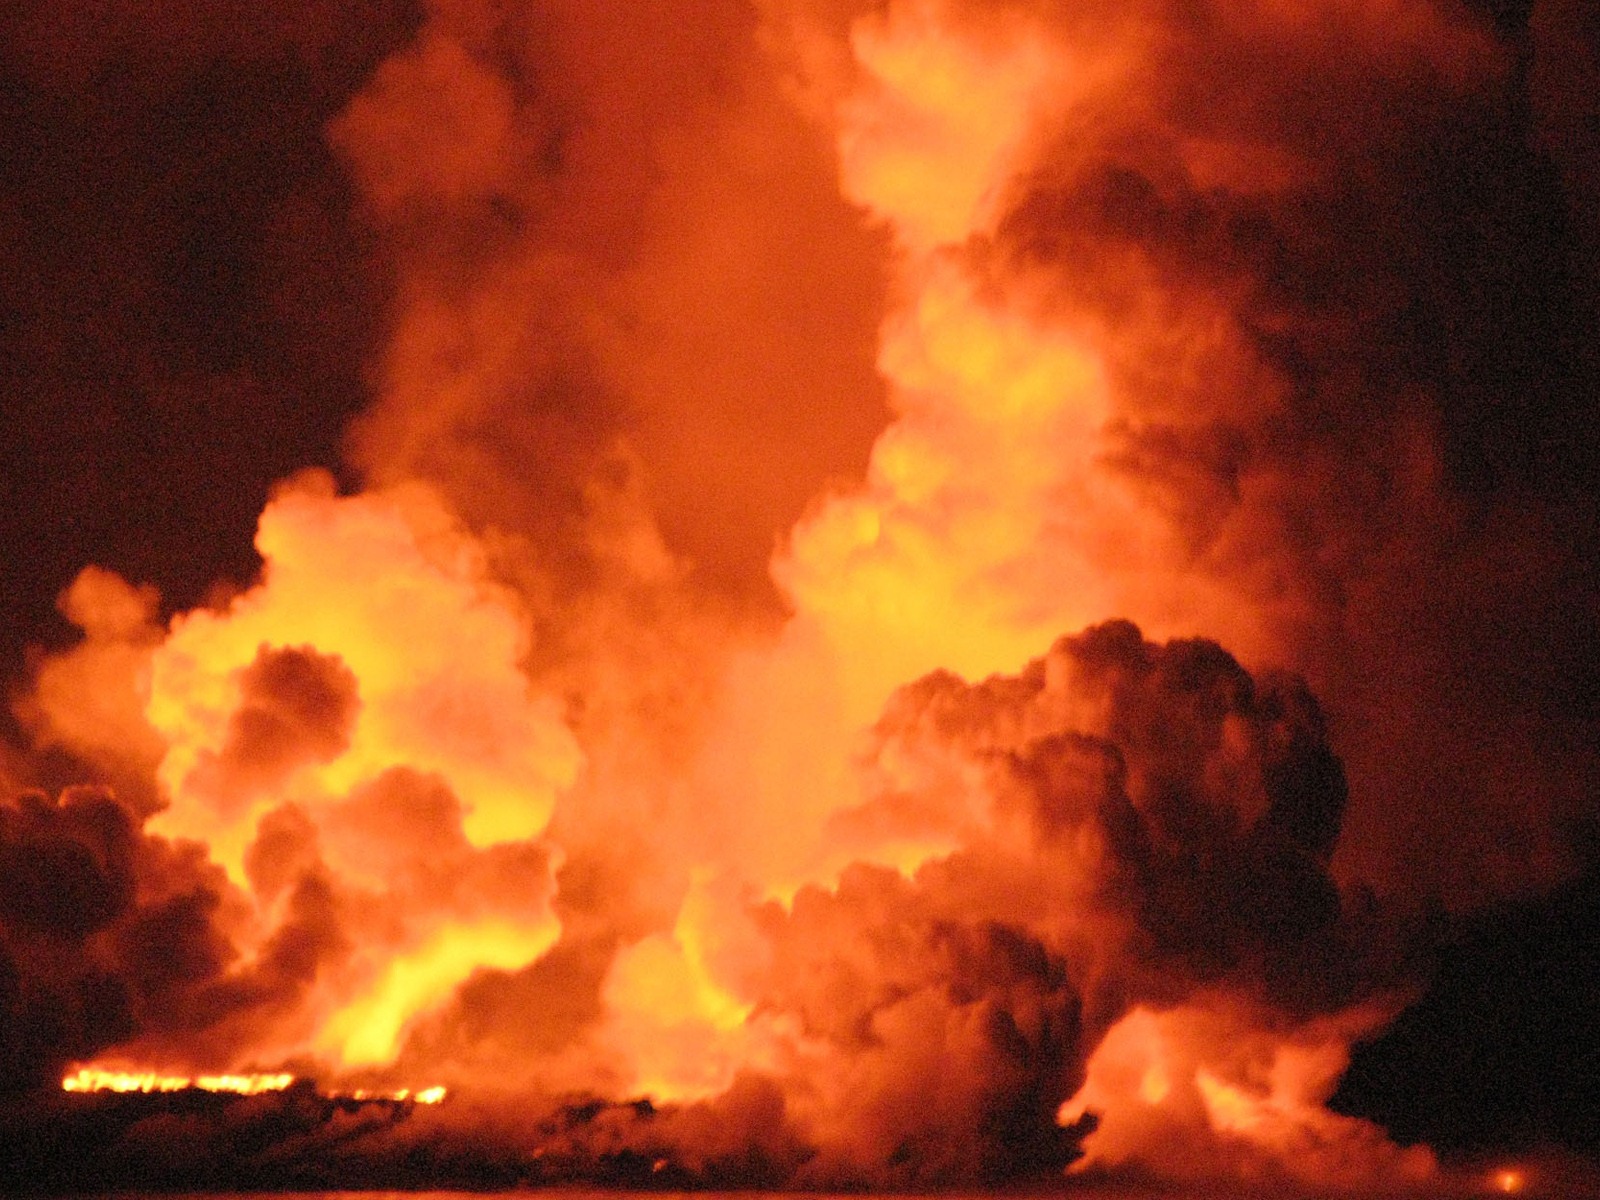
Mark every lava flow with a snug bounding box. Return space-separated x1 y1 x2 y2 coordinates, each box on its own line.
60 1068 445 1105
62 1068 296 1097
2 0 1597 1194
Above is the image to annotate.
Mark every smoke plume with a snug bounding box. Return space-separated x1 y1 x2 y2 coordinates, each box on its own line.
3 0 1597 1192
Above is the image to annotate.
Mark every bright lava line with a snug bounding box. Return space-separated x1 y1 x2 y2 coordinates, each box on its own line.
61 1067 446 1104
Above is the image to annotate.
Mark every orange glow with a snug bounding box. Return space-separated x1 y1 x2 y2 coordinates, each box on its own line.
1060 1002 1435 1187
344 1085 448 1105
599 873 780 1103
9 0 1507 1190
318 916 561 1067
839 0 1066 252
62 1068 447 1105
147 473 580 877
110 474 571 1076
1496 1168 1526 1193
63 1068 294 1096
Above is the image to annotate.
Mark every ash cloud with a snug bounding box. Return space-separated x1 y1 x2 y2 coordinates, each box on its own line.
802 621 1413 1025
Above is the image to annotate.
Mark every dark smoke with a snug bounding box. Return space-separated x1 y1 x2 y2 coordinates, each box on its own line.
970 0 1600 905
186 645 361 814
0 784 364 1097
0 788 218 1090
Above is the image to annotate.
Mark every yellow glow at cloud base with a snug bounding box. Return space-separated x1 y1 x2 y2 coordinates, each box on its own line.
320 916 561 1067
1061 1002 1436 1187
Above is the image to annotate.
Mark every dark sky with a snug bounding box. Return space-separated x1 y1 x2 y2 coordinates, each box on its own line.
0 0 1598 1187
0 0 419 692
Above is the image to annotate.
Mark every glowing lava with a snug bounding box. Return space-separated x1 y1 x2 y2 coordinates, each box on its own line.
344 1085 449 1104
62 1067 294 1096
1495 1168 1527 1193
61 1067 447 1104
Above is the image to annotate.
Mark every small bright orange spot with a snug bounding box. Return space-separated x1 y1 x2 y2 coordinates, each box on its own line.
1495 1168 1525 1193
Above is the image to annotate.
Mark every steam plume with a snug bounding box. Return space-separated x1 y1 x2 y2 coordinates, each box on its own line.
4 0 1597 1192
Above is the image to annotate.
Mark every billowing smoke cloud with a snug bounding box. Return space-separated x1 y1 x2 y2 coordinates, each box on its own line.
743 623 1425 1186
3 0 1597 1192
185 644 361 813
4 627 1428 1188
325 0 890 612
774 0 1598 905
972 0 1600 906
0 784 323 1092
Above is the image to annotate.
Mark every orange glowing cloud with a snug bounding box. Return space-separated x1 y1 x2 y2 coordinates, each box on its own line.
9 0 1582 1191
40 471 586 1074
1061 1000 1434 1188
147 470 580 873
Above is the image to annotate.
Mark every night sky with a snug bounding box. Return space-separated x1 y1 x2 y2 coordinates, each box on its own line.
1 1 415 690
1 0 1598 1191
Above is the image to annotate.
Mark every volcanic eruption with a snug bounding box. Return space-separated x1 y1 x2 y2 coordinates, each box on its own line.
2 0 1597 1193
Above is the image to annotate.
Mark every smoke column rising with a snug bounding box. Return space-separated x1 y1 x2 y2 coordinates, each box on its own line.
3 0 1598 1192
